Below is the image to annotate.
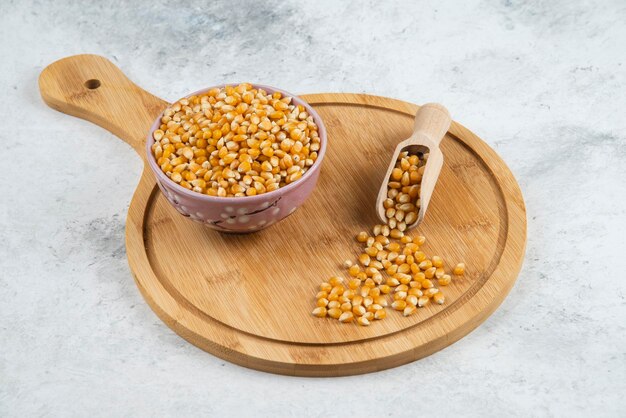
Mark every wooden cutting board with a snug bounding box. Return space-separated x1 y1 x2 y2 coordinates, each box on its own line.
39 55 526 376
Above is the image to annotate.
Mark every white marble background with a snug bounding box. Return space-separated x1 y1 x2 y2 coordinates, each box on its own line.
1 0 625 416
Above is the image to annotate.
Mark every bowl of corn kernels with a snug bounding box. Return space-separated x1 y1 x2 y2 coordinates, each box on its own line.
146 83 327 233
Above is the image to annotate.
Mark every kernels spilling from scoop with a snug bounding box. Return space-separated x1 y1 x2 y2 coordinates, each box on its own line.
311 152 467 326
151 83 320 197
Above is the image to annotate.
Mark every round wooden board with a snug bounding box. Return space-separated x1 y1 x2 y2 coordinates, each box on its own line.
39 55 526 377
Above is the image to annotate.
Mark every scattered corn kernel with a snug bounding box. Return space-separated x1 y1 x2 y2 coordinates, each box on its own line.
438 274 452 286
453 263 466 276
356 231 368 242
311 152 467 325
339 311 354 323
312 307 327 317
357 316 370 326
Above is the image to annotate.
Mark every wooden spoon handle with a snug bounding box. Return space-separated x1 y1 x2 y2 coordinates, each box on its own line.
412 103 451 147
38 54 167 158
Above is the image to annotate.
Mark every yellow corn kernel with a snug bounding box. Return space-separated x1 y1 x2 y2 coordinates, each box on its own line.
401 235 413 244
356 231 368 242
359 253 371 266
343 290 355 300
312 307 327 317
394 291 407 301
374 295 388 307
320 282 332 292
346 278 359 290
403 304 417 317
395 284 409 293
433 291 445 305
421 279 434 289
408 288 423 297
316 298 329 307
417 296 430 307
330 285 345 296
329 276 343 286
374 309 387 320
369 286 381 297
424 267 437 279
398 263 411 274
315 291 328 300
387 278 401 287
357 316 370 326
392 300 407 311
356 272 367 281
372 273 384 285
364 278 376 288
353 305 366 316
438 274 452 286
453 263 466 276
363 296 373 308
348 265 360 277
378 284 391 294
424 288 439 297
328 307 342 319
375 235 390 246
363 311 374 321
395 273 412 284
419 260 433 270
369 261 384 270
340 302 352 312
352 295 363 307
338 311 354 323
431 256 443 268
390 229 404 239
343 259 353 268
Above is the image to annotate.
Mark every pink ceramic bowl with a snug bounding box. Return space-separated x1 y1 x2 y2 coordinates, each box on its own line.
146 84 327 233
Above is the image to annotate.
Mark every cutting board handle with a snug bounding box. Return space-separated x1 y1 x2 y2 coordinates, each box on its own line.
411 103 451 148
39 54 167 157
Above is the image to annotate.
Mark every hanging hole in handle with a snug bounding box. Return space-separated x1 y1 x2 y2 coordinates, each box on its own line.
84 79 101 89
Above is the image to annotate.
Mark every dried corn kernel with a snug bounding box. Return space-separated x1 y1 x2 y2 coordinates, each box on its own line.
438 274 452 286
357 316 370 326
433 291 445 305
392 300 407 311
403 304 417 317
312 307 327 317
453 263 465 276
339 311 354 323
328 308 342 319
359 253 371 266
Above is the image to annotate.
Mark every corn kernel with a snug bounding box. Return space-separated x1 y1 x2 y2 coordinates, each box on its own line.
438 274 452 286
338 311 354 323
312 307 327 317
453 263 465 276
433 292 445 305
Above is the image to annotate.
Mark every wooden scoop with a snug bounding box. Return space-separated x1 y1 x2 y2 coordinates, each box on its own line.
375 103 452 228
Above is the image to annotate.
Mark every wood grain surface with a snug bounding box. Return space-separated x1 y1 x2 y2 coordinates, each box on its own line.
39 55 527 376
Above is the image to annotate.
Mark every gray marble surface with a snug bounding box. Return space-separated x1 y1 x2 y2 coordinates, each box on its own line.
1 0 625 416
